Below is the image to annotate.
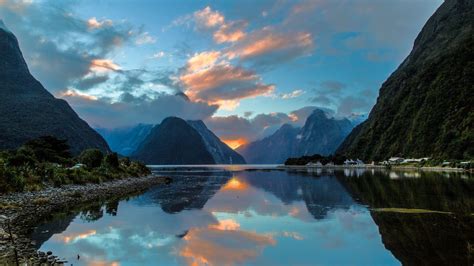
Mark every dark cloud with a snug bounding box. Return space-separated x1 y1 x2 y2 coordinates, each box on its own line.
243 111 253 118
75 75 110 91
0 0 137 92
308 80 373 117
320 81 346 93
337 96 370 117
63 93 218 128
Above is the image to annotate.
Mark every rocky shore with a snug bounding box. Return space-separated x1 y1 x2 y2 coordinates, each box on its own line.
0 175 171 265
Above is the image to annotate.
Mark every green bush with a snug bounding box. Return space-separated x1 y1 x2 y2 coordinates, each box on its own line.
78 149 104 168
0 137 151 192
103 152 119 169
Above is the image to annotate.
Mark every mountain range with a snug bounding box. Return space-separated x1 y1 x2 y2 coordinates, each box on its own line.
237 109 354 164
0 20 109 154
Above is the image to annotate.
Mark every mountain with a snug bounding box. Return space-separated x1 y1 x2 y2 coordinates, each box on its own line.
296 109 354 156
237 109 354 164
187 120 246 164
131 117 217 164
96 124 153 156
237 124 300 164
337 0 474 160
0 20 109 154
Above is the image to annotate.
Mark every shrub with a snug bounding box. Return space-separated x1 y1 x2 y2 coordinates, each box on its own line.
6 150 37 167
78 149 104 169
103 152 119 169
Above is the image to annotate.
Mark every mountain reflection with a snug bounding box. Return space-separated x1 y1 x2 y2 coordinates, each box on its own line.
31 168 473 266
335 170 474 266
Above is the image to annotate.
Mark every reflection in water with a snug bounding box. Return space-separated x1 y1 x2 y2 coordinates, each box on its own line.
32 168 473 265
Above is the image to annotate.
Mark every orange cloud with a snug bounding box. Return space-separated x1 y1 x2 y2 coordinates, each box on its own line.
59 89 98 101
209 219 240 231
186 51 221 72
180 63 274 104
180 227 275 266
90 59 121 73
226 29 313 60
58 229 96 244
222 138 248 149
194 6 224 28
213 21 247 43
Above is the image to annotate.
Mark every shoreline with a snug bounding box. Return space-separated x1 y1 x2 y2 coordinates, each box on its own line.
0 175 171 264
278 164 467 172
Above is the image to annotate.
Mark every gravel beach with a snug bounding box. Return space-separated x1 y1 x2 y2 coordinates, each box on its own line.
0 175 171 265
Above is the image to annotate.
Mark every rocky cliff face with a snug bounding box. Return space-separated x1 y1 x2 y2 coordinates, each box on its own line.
0 21 110 154
187 120 246 164
238 109 353 164
337 0 474 160
132 117 216 165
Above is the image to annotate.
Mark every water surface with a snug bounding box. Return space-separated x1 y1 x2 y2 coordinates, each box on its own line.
33 166 473 265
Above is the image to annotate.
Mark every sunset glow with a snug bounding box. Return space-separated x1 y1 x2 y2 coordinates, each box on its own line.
60 230 97 243
221 138 248 150
222 177 248 191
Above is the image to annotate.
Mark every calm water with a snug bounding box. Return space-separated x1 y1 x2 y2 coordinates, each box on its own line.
33 166 473 266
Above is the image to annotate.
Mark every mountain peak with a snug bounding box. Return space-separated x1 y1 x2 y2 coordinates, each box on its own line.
0 19 10 33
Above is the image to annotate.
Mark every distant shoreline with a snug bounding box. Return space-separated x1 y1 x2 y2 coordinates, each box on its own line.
279 164 467 172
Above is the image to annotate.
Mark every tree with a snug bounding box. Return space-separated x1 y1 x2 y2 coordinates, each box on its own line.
103 152 119 169
78 149 104 168
23 136 71 163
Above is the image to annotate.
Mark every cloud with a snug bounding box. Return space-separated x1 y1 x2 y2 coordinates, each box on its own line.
288 106 319 126
151 51 165 59
213 20 247 43
336 96 369 117
179 53 275 109
75 75 110 91
60 90 218 128
135 32 156 45
180 226 275 266
0 0 137 93
194 6 225 29
225 27 314 65
320 81 346 92
90 59 121 73
205 106 320 143
87 17 113 29
282 0 441 59
280 89 304 99
185 51 221 72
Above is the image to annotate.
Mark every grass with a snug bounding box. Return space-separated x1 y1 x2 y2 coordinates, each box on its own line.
371 208 452 214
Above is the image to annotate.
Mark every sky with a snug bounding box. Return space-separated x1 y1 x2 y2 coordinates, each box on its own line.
0 0 442 147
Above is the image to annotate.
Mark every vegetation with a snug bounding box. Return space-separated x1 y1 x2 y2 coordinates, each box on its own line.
0 136 151 193
284 154 348 165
